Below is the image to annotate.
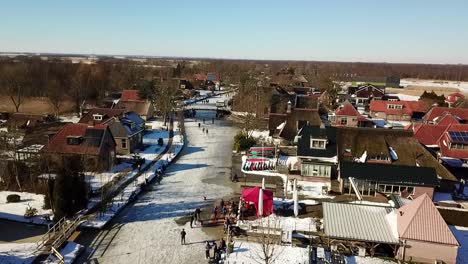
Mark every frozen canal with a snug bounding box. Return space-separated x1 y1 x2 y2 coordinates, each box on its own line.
77 95 238 263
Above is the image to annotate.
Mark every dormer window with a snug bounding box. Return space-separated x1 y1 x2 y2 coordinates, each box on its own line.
387 104 403 110
93 114 103 121
310 138 327 149
66 136 82 145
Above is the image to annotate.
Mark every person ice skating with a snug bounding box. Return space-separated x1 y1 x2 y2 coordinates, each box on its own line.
202 127 205 133
198 122 201 128
222 206 227 216
190 214 194 228
206 129 208 134
213 206 218 219
180 229 186 245
195 208 201 222
220 238 226 250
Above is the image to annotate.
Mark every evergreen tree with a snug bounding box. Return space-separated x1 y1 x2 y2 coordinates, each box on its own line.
53 169 70 220
52 157 88 220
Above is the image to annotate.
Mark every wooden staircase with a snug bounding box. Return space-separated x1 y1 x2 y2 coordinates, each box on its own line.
34 215 86 263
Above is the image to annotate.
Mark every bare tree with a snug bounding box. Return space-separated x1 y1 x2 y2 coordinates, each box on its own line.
47 79 64 117
250 218 283 264
0 129 25 190
0 63 31 112
155 78 178 125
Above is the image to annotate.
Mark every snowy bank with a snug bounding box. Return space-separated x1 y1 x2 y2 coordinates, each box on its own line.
44 242 84 264
0 243 37 264
0 191 52 225
83 122 185 229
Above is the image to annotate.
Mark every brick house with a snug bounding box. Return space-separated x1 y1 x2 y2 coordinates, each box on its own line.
43 123 116 171
119 90 155 120
329 101 370 127
369 100 430 121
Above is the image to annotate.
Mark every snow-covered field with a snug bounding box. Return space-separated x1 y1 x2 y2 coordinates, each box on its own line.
401 78 468 93
0 243 37 264
0 191 52 225
78 95 239 263
387 93 420 101
225 241 310 263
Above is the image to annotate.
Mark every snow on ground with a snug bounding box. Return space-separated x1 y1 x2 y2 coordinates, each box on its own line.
78 104 238 264
346 255 397 264
434 192 456 204
449 225 468 264
273 197 319 211
250 130 270 141
225 241 310 264
0 243 37 264
401 79 468 93
83 123 184 229
0 191 52 225
388 93 420 101
239 214 317 233
44 242 84 264
59 115 80 123
349 200 392 207
292 181 335 199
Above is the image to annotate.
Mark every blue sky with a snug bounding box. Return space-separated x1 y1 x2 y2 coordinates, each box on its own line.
1 0 467 64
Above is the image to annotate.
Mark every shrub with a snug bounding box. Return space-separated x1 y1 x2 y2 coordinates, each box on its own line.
24 207 38 218
233 132 256 152
227 242 234 253
6 194 21 203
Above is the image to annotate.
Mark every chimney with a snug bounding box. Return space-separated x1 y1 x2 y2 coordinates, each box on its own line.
286 100 292 114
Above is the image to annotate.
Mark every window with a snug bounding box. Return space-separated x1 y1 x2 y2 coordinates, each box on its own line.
451 143 468 150
387 104 403 110
301 164 331 178
310 138 326 149
93 114 103 121
121 139 127 149
340 117 348 125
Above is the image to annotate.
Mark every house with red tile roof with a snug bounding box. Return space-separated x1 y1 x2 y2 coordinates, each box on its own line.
423 107 468 124
43 123 116 171
370 100 430 121
119 90 154 120
409 122 468 168
329 101 370 127
446 92 465 107
396 194 459 264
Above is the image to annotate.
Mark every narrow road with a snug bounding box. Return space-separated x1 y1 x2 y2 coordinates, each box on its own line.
77 95 238 264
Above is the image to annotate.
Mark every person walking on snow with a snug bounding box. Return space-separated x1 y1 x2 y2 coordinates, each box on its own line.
190 214 194 228
180 229 186 245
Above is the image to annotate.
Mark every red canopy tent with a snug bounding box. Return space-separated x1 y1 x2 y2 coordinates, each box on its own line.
242 186 274 217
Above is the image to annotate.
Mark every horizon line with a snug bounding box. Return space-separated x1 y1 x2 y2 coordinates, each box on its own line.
0 50 467 66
